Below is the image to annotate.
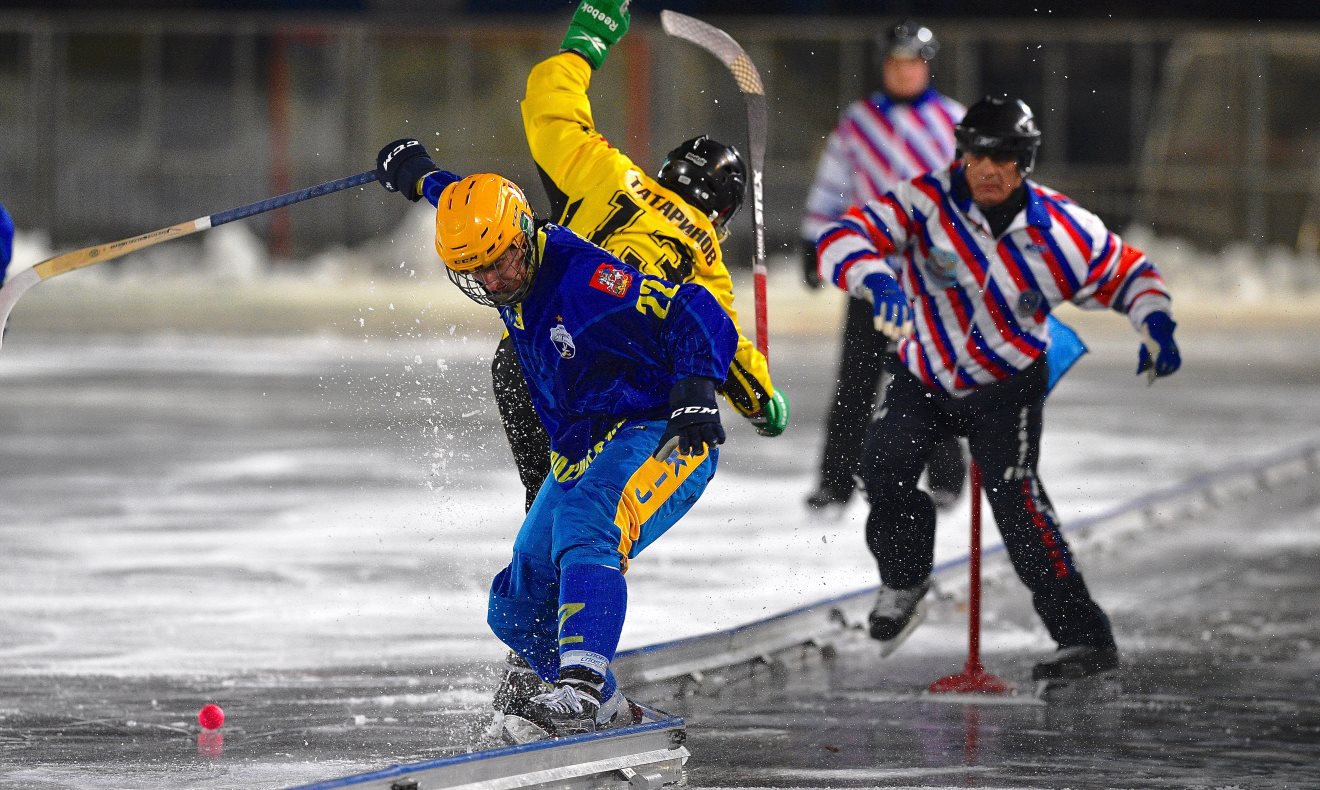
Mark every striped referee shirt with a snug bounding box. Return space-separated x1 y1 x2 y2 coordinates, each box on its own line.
817 164 1173 397
801 87 964 243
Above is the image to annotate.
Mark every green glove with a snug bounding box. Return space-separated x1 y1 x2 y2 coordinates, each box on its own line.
560 0 630 70
751 389 790 438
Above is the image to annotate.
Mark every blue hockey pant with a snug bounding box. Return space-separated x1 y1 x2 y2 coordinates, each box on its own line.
487 419 718 698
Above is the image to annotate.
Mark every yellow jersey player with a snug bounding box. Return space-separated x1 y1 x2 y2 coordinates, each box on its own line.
490 0 788 509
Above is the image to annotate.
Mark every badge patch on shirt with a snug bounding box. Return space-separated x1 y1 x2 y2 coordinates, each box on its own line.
1017 290 1044 316
550 322 576 359
923 246 960 288
590 263 632 298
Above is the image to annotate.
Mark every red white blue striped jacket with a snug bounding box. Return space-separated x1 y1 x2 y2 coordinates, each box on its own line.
817 164 1173 397
801 88 964 243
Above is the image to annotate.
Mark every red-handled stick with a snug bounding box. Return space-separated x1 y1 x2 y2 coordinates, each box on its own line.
928 462 1013 694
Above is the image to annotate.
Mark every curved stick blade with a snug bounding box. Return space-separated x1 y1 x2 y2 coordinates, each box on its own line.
0 268 40 353
659 10 765 96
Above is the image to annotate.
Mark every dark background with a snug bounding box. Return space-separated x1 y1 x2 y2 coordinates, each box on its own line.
4 0 1320 20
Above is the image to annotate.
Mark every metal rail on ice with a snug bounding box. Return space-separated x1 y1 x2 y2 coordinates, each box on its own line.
284 703 687 790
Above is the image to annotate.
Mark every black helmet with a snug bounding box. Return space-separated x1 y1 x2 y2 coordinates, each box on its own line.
955 95 1042 175
883 19 939 61
656 136 747 229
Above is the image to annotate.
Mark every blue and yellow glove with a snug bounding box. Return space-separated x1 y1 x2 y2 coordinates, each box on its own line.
561 0 630 70
863 272 913 340
750 389 790 437
1137 311 1181 384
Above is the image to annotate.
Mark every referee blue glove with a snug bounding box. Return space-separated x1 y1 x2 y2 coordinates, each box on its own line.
863 272 913 340
1137 312 1181 382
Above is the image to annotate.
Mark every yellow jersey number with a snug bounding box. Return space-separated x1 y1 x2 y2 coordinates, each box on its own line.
636 279 680 320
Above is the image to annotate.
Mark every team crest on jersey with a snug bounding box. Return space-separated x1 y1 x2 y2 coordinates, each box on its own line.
923 246 960 288
550 322 576 359
590 263 632 297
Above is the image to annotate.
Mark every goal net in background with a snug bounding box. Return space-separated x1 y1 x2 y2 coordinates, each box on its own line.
1137 31 1320 256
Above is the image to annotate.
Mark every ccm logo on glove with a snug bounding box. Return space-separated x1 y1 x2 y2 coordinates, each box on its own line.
375 138 438 201
654 377 724 460
378 141 421 191
671 405 718 418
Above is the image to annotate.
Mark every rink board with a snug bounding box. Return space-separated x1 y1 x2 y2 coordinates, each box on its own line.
615 439 1320 692
285 704 688 790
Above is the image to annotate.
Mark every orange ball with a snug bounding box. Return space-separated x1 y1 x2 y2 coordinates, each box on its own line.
197 703 225 730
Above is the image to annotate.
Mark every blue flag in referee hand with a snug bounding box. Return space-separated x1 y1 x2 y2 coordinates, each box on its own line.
1045 314 1087 393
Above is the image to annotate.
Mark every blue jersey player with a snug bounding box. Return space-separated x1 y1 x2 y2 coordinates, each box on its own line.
376 139 737 740
0 200 13 284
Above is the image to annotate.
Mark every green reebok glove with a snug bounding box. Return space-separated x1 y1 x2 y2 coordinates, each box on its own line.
560 0 630 70
751 389 790 438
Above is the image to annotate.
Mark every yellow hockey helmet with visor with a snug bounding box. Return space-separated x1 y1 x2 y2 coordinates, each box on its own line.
434 174 539 306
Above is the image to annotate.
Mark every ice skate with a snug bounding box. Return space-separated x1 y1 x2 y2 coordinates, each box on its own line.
1032 645 1121 699
595 688 644 731
1032 644 1119 682
486 651 550 740
868 580 930 655
502 683 602 743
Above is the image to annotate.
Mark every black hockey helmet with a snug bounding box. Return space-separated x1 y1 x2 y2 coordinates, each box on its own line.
955 95 1042 175
656 135 747 229
883 19 939 61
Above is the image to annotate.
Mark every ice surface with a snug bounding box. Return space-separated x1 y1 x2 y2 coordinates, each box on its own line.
1 294 1316 675
0 243 1317 787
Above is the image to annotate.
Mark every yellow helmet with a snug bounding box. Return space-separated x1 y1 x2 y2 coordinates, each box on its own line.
435 173 535 273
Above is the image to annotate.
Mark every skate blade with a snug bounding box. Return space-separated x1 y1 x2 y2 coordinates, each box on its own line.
483 712 506 741
1034 673 1122 701
877 599 928 657
501 714 553 744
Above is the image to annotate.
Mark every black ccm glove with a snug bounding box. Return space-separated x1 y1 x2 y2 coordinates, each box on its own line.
376 138 438 201
654 377 725 460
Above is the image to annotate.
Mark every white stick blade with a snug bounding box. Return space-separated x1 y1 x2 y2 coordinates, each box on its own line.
0 268 41 353
659 10 764 96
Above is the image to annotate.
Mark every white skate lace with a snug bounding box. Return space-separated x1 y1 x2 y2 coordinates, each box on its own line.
531 685 587 715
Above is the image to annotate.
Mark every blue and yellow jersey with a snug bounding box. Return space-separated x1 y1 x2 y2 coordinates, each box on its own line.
521 53 773 419
0 201 13 283
418 172 736 483
501 223 736 482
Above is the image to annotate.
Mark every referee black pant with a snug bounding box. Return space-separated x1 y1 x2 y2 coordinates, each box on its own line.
815 295 964 499
857 357 1115 650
